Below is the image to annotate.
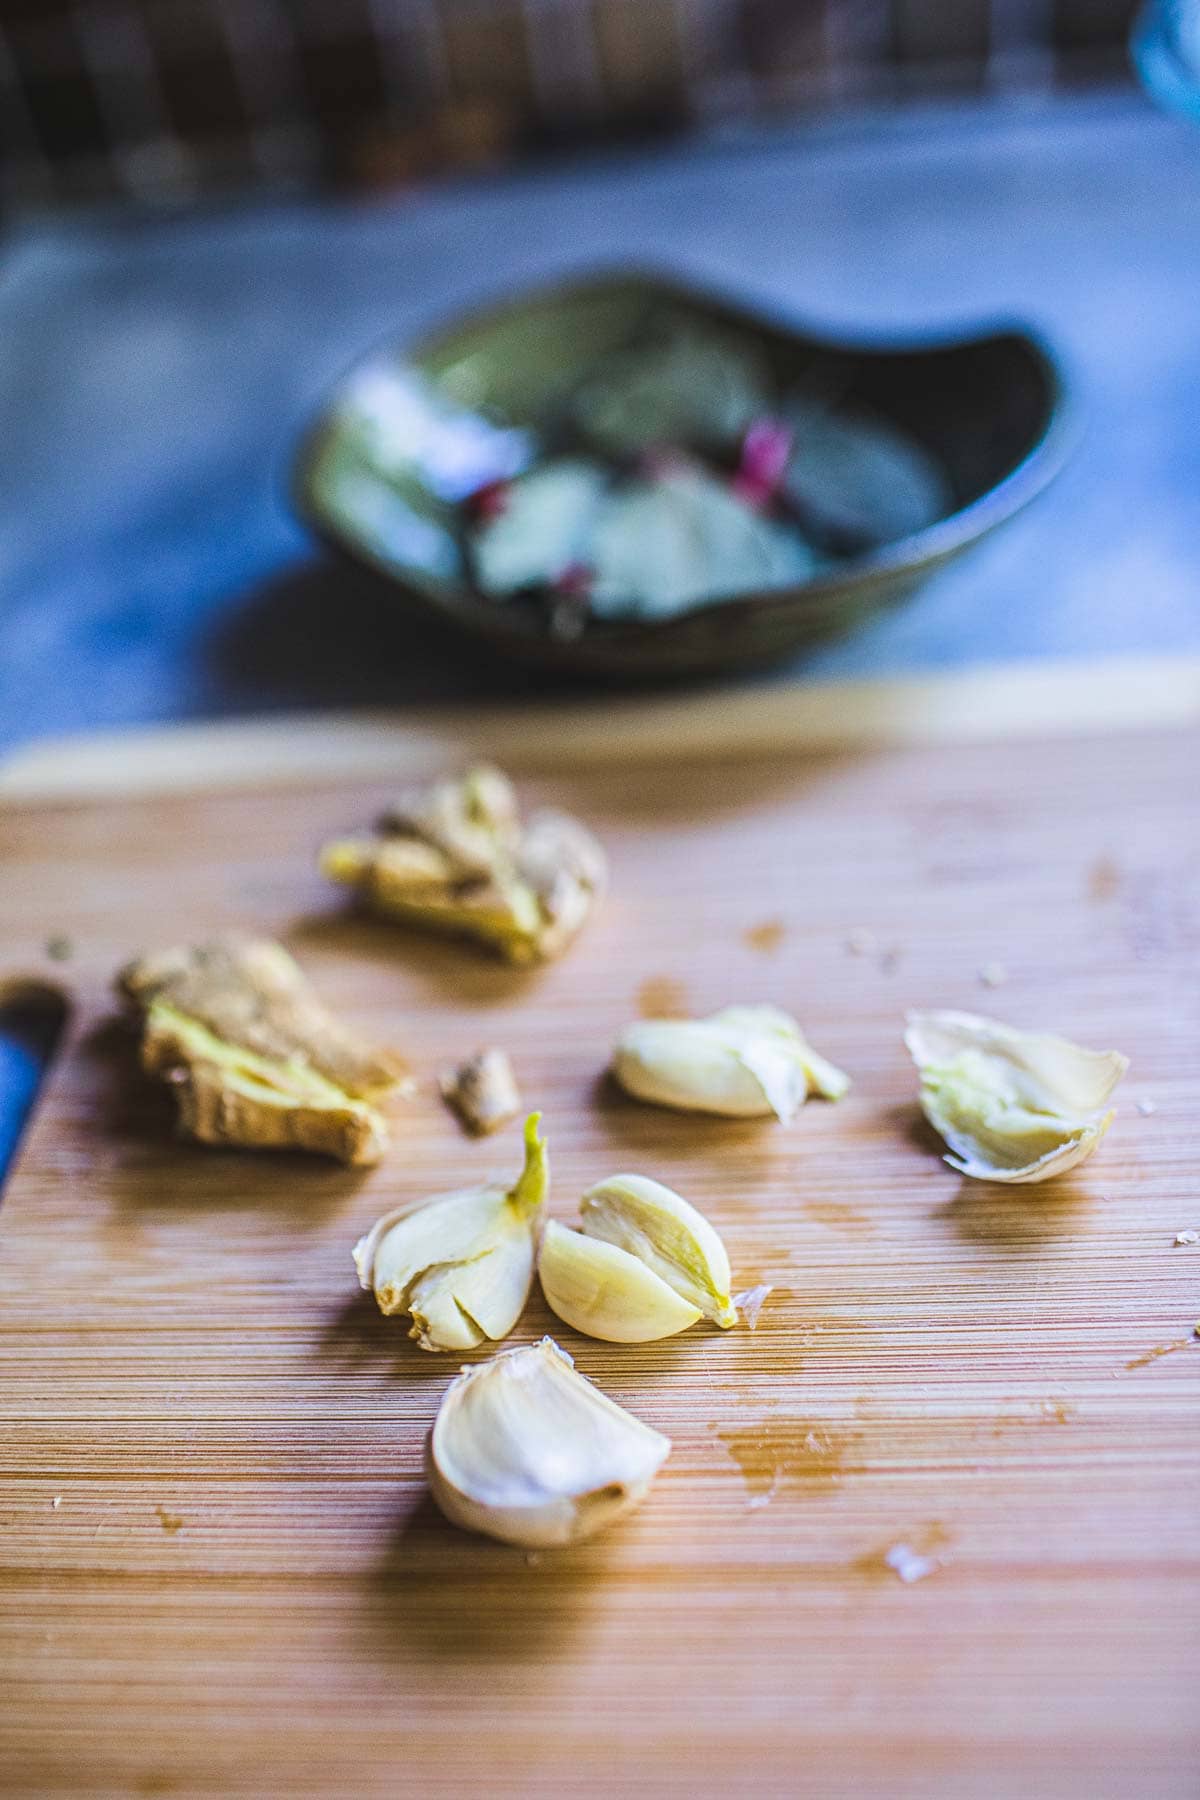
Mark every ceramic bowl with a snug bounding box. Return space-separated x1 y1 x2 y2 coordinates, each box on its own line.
295 270 1070 677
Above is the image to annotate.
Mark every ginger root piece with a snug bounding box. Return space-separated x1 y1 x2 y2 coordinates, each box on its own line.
118 936 409 1165
320 766 605 964
440 1048 521 1137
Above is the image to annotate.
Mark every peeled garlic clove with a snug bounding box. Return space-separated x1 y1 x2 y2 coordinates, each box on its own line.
711 1006 851 1104
539 1219 703 1342
612 1005 849 1122
427 1336 671 1547
613 1017 789 1118
353 1113 547 1349
580 1174 737 1327
905 1009 1128 1184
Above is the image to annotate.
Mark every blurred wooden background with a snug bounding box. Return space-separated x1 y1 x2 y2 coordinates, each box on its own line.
1 0 1139 208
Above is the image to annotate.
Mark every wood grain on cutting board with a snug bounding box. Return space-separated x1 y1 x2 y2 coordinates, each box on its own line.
0 721 1197 1799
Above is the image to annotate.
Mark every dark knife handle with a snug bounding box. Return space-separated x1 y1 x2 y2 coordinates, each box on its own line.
0 984 68 1194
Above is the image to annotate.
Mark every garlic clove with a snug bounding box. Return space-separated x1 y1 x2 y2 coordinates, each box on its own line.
612 1017 785 1118
905 1010 1128 1184
353 1113 547 1348
427 1337 671 1547
580 1174 737 1327
611 1005 849 1121
539 1219 703 1342
711 1006 852 1103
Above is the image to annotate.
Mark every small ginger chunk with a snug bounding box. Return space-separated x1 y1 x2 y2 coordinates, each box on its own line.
320 766 605 964
118 936 409 1165
440 1048 521 1137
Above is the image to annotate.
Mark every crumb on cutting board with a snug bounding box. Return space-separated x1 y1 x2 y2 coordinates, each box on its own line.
743 919 785 954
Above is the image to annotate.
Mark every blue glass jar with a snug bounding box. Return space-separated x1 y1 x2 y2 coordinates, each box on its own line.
1134 0 1200 120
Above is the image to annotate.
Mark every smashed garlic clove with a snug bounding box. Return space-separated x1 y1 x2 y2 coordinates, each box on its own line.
611 1004 849 1122
353 1113 548 1349
539 1220 703 1342
426 1337 671 1547
440 1048 521 1137
905 1009 1129 1184
321 765 605 964
580 1174 737 1327
118 935 409 1165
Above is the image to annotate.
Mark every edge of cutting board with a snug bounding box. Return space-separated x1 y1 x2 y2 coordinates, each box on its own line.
2 651 1198 803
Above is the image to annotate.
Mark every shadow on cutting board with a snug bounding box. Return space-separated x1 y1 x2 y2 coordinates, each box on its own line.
939 1176 1096 1248
364 1490 596 1666
319 1291 476 1382
284 911 543 1009
77 1015 370 1226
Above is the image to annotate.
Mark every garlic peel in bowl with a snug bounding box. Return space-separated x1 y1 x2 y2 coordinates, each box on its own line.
427 1337 671 1547
353 1112 547 1349
905 1010 1128 1184
612 1005 850 1122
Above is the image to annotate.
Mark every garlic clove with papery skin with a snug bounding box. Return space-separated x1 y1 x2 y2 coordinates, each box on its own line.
612 1005 849 1122
353 1113 547 1350
905 1010 1128 1184
426 1337 671 1547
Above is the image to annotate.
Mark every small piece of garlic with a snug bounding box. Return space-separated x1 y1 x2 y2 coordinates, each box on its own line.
884 1542 939 1584
733 1283 773 1330
611 1005 850 1122
440 1048 521 1137
539 1174 738 1343
426 1337 671 1547
905 1010 1128 1184
353 1113 547 1350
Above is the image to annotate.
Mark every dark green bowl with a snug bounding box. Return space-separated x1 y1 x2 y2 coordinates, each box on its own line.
295 269 1070 678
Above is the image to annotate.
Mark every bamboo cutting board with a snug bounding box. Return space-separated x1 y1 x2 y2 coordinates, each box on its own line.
1 691 1198 1800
